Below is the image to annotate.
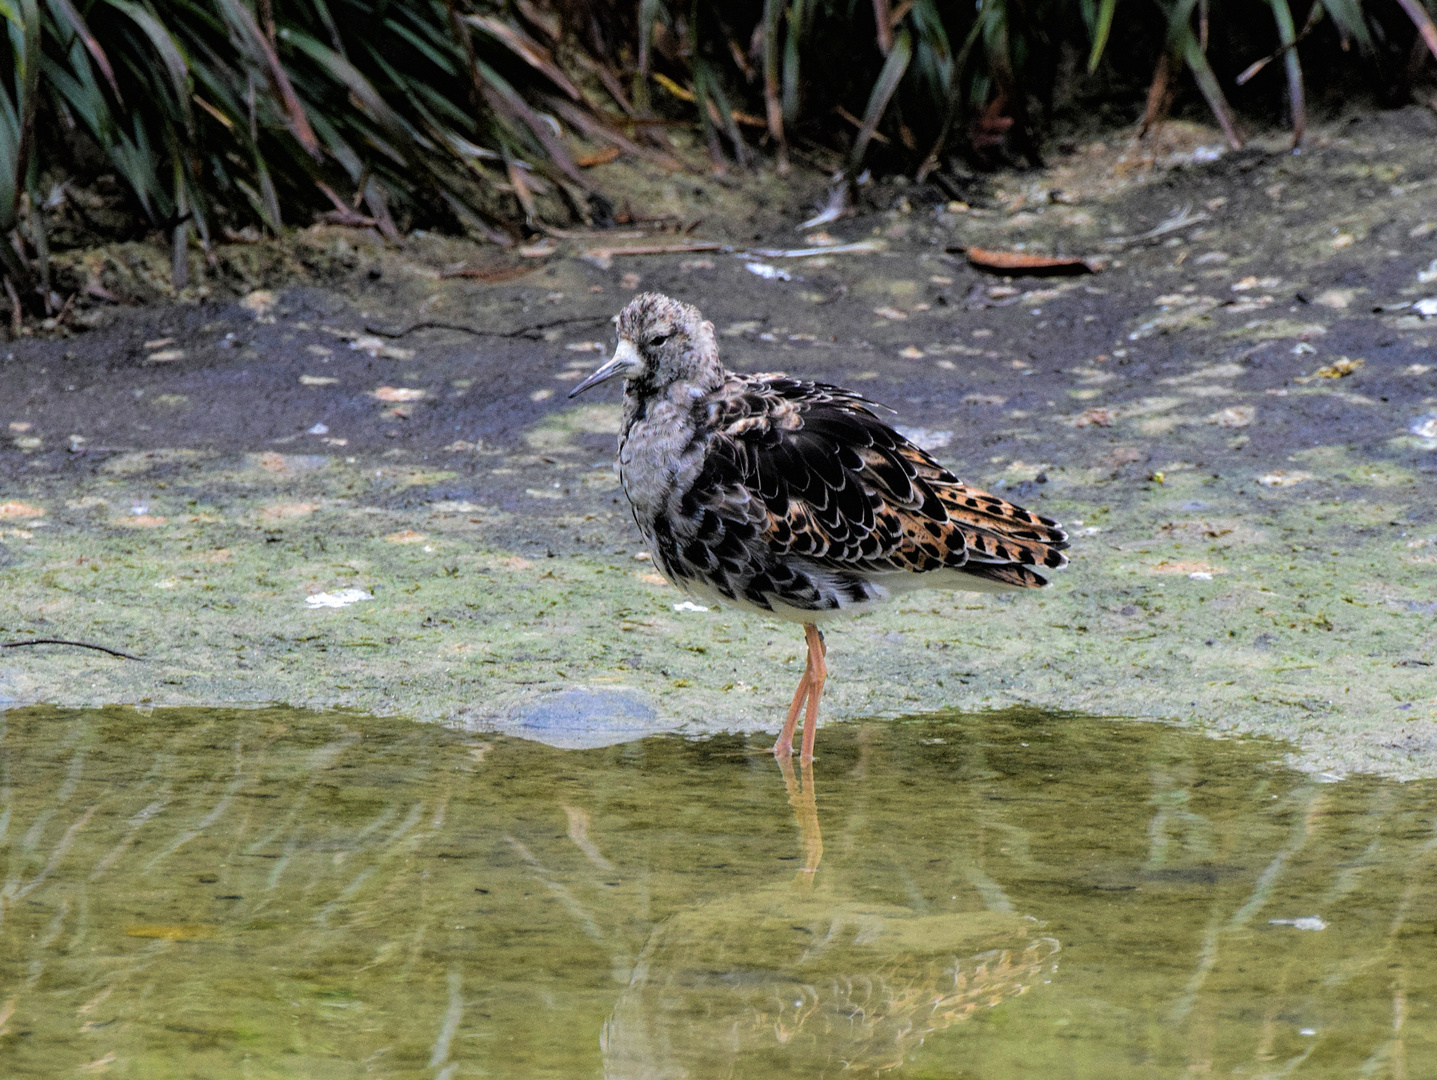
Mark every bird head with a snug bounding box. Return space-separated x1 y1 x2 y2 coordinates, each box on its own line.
569 293 719 399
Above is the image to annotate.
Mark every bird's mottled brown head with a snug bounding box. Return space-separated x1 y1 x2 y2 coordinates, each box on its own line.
569 293 720 399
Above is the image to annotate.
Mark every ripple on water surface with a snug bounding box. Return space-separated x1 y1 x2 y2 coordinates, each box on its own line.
0 705 1434 1078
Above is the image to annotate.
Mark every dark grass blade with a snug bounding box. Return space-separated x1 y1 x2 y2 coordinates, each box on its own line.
47 0 122 103
1266 0 1304 146
2 0 1433 311
211 0 317 155
761 0 786 167
1086 0 1119 72
1317 0 1373 52
847 24 911 178
1393 0 1437 64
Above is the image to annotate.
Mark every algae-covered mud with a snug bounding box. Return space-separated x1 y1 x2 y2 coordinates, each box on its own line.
1 707 1435 1078
1 111 1436 775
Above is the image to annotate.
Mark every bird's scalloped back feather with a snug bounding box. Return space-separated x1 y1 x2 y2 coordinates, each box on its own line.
695 374 1068 589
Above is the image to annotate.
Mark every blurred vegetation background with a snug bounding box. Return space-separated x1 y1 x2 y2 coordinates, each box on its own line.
1 0 1436 309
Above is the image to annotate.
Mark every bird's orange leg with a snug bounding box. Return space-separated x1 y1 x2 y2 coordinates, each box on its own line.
800 624 826 763
772 636 815 758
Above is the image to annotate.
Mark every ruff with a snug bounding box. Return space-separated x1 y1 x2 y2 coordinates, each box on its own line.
571 293 1069 760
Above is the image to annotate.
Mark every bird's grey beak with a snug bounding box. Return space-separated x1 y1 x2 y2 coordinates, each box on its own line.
569 339 641 398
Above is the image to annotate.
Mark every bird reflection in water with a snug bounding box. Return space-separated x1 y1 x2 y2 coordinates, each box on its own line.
777 753 824 882
601 754 1060 1079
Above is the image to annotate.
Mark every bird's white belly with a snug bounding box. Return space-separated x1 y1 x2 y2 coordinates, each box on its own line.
664 564 1020 624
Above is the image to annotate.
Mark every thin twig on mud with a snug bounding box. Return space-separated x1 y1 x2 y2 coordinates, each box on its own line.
1 639 147 661
581 242 723 258
364 315 611 339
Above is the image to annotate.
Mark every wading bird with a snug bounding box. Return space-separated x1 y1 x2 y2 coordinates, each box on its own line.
571 293 1068 762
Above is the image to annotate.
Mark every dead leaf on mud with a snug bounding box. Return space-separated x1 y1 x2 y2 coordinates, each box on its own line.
956 246 1099 276
350 336 415 361
1313 288 1358 309
1231 276 1280 292
260 503 317 521
1298 356 1363 382
1072 408 1114 427
373 386 426 402
241 290 277 320
384 529 428 544
252 452 329 475
1257 471 1312 487
1161 362 1247 385
1208 405 1255 427
0 501 44 519
1153 561 1223 575
722 320 762 336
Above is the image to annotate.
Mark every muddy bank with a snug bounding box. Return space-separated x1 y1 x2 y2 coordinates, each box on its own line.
1 111 1434 777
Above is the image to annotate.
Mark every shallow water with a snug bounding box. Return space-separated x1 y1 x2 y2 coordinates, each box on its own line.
0 706 1434 1078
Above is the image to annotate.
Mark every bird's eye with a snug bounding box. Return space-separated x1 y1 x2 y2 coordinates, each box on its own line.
646 331 674 348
